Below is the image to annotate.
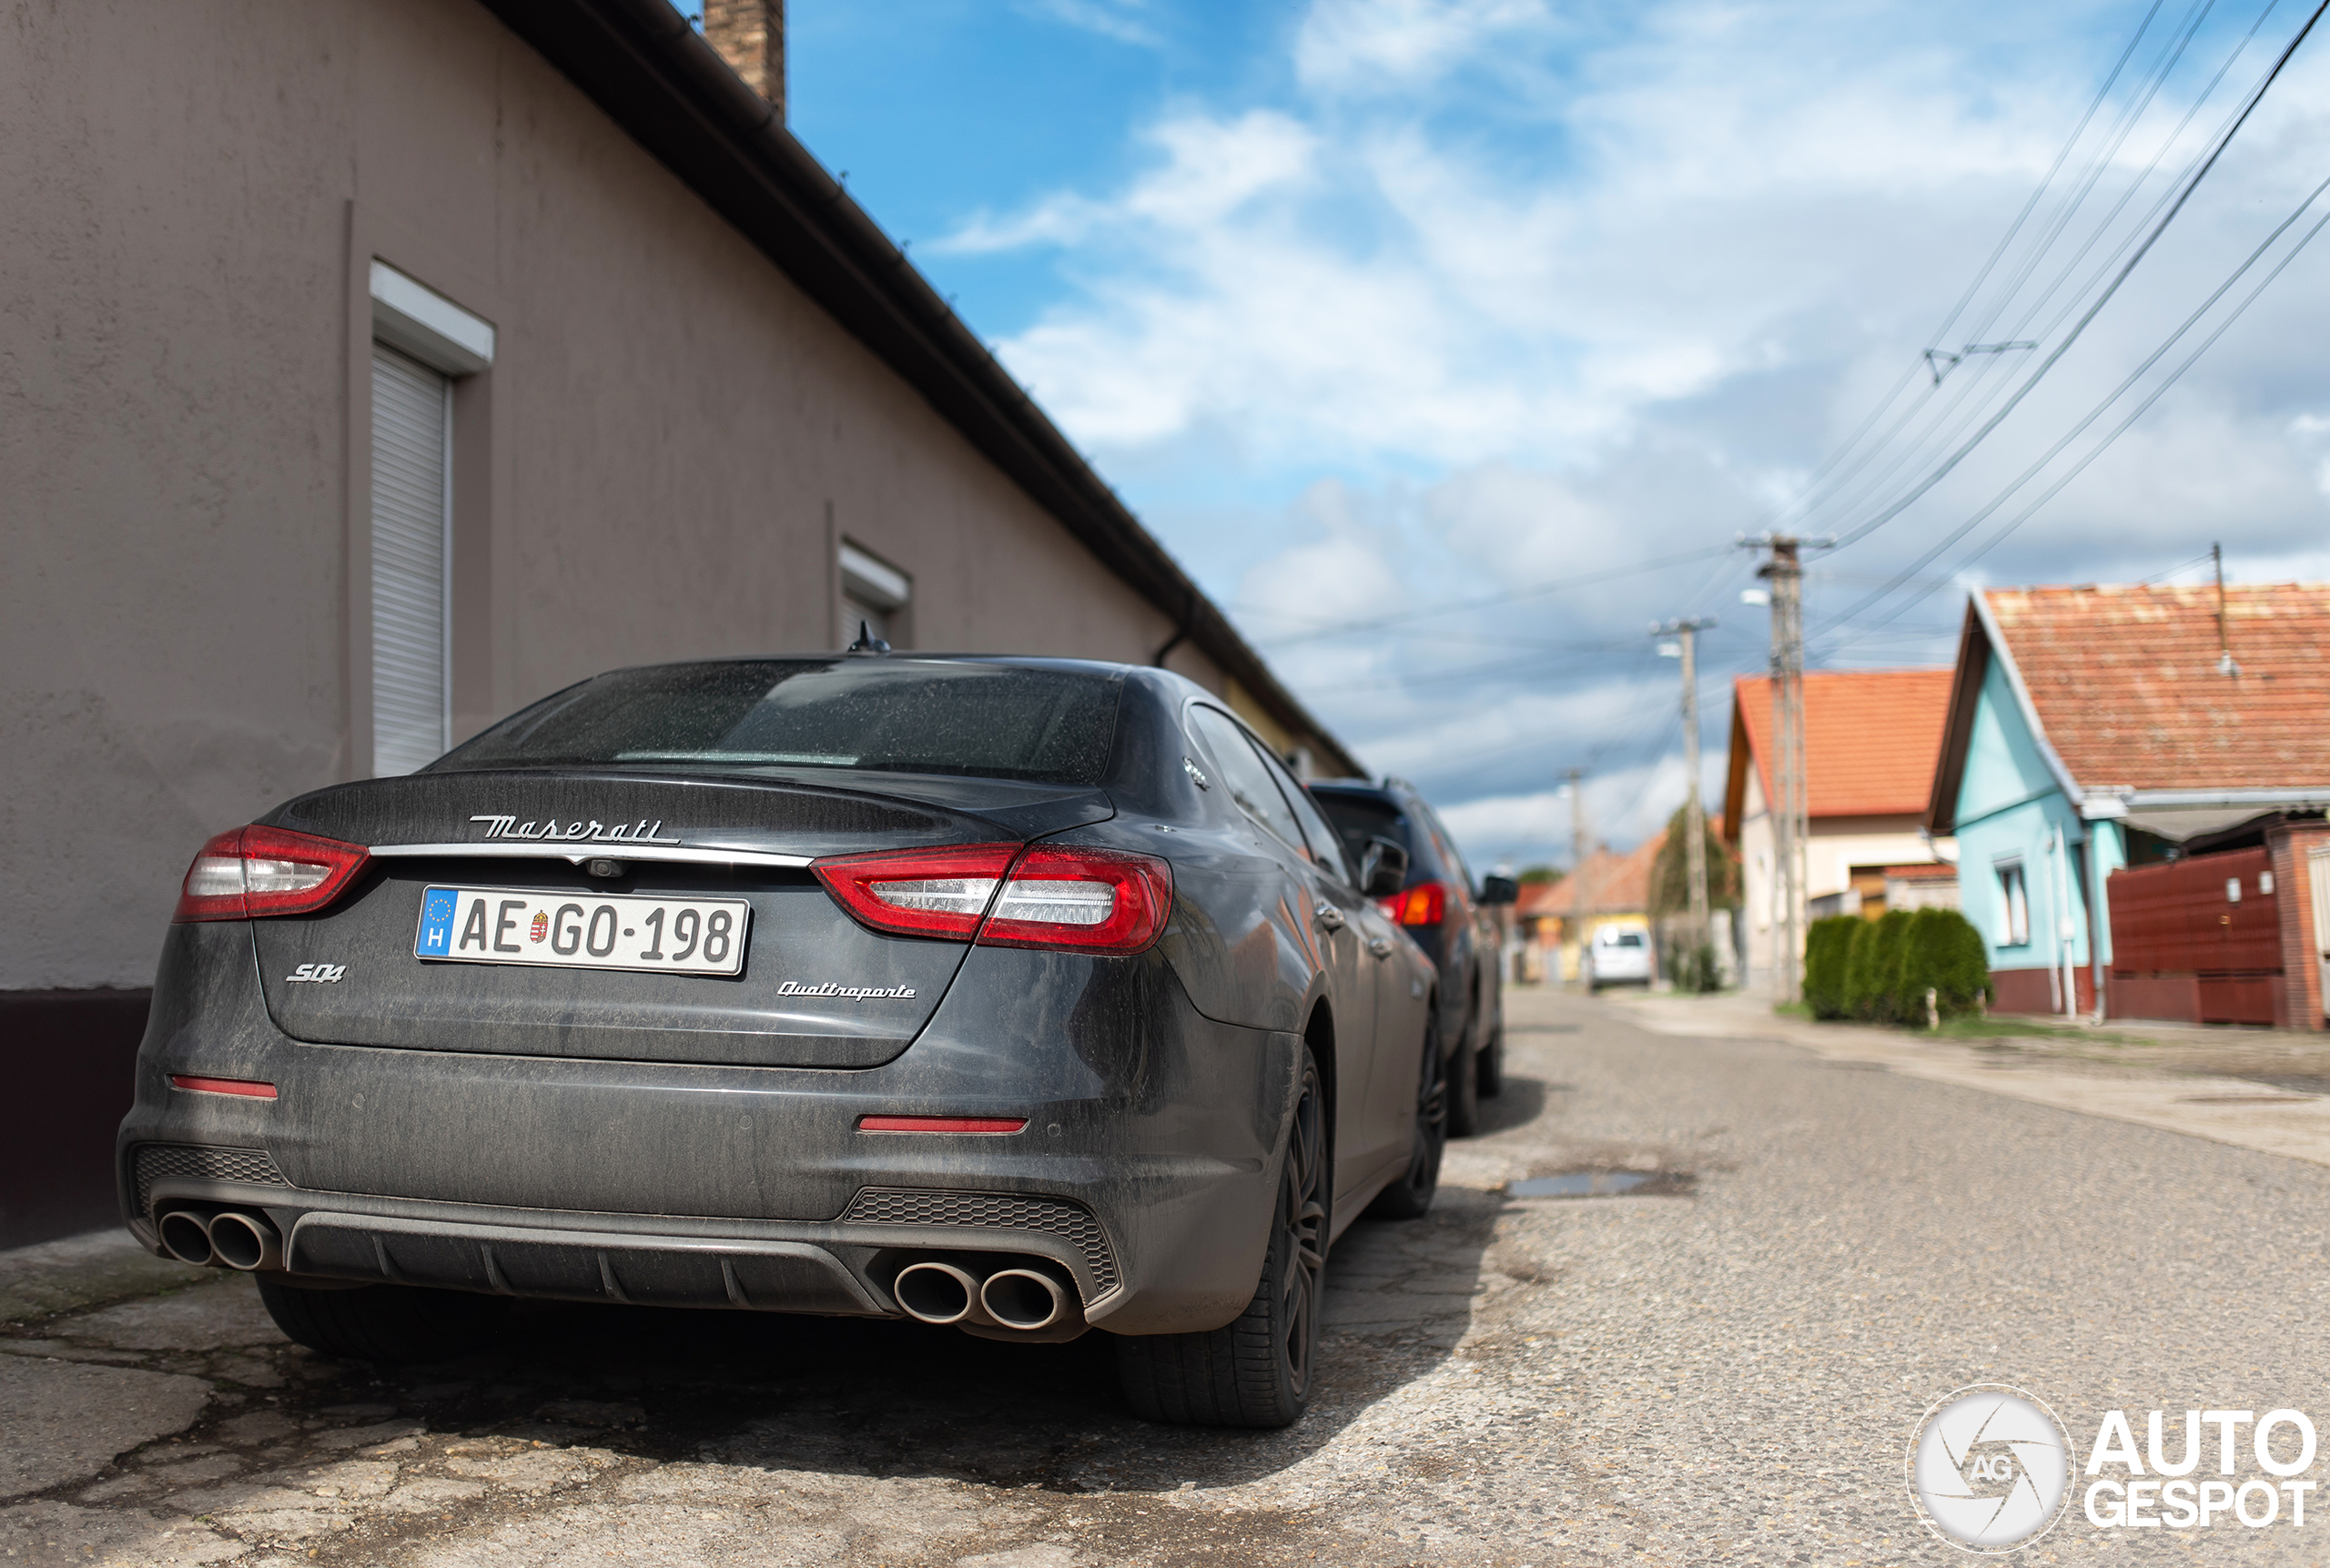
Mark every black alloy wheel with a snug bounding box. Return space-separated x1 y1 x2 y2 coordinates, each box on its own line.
1368 1017 1446 1219
1117 1047 1328 1428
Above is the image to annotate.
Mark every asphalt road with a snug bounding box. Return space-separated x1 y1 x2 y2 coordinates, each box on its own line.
7 987 2330 1565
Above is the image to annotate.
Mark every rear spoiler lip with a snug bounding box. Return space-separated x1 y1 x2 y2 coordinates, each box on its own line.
366 842 817 870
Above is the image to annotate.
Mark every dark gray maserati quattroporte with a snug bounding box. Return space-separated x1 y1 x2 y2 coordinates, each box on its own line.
120 655 1447 1427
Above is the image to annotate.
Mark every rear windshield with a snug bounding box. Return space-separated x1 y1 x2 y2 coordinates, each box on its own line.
1310 790 1412 875
434 660 1124 785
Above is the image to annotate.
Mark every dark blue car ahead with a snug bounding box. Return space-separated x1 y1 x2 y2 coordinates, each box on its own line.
1308 778 1515 1137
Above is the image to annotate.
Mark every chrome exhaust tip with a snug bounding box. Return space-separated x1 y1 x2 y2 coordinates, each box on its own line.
206 1210 282 1272
894 1260 984 1325
157 1210 218 1268
978 1268 1068 1331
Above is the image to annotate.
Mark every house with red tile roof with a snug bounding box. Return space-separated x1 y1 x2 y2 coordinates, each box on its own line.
1514 834 1665 984
1723 669 1959 986
1928 583 2330 1025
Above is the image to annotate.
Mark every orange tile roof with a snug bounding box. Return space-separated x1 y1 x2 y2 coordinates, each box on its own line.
1529 832 1666 918
1730 668 1954 819
1982 584 2330 790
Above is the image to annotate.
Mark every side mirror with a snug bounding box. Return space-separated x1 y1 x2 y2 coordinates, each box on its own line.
1479 875 1520 906
1359 837 1409 898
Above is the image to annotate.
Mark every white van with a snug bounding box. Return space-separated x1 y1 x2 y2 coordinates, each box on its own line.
1583 926 1653 992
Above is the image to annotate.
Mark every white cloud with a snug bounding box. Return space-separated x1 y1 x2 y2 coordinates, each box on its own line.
933 0 2330 851
1011 0 1164 49
1293 0 1553 94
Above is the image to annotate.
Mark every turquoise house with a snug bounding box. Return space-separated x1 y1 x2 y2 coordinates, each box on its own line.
1925 584 2330 1021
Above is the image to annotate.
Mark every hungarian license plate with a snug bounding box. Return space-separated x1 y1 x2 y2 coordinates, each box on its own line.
413 886 751 976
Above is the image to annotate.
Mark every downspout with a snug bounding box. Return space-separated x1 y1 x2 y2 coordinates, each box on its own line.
1153 588 1198 668
2089 822 2108 1024
2054 824 2077 1019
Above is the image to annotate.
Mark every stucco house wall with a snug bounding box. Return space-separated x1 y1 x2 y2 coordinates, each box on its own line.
1734 767 1950 985
0 0 1325 994
1946 658 2118 1011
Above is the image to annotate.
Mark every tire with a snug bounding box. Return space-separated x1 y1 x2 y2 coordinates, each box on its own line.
257 1277 511 1363
1444 1012 1482 1138
1366 1018 1446 1219
1116 1047 1328 1429
1476 1021 1504 1100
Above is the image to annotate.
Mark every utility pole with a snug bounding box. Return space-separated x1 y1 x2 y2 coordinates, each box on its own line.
1564 766 1588 985
1656 619 1718 959
1745 535 1809 1003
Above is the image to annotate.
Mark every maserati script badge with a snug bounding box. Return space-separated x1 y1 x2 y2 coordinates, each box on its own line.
468 814 684 845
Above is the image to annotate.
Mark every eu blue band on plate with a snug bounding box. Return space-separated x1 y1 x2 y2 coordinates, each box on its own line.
417 887 460 956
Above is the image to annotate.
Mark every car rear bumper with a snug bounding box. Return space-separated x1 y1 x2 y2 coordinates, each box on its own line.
120 924 1300 1335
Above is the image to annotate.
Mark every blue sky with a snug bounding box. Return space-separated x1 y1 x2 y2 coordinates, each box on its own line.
785 0 2330 872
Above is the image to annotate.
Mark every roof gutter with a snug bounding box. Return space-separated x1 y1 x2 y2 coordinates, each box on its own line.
475 0 1363 778
2102 788 2330 812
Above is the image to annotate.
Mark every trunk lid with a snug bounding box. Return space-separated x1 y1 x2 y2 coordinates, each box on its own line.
251 769 1111 1067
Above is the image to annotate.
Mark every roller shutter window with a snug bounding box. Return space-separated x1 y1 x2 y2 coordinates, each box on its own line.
370 344 453 775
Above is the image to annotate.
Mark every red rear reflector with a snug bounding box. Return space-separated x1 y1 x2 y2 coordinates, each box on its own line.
856 1115 1027 1134
1383 880 1446 927
174 825 370 923
816 843 1172 956
170 1075 279 1099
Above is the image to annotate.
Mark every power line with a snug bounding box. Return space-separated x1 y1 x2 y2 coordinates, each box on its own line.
1826 0 2330 553
1250 544 1732 647
1813 166 2330 642
1758 0 2180 538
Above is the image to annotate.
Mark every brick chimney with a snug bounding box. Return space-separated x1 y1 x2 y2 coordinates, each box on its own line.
704 0 784 116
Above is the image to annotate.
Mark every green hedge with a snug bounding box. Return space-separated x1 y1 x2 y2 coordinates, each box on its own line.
1804 907 1990 1025
1805 916 1857 1019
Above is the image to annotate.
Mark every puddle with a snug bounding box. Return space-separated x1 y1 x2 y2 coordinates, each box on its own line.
1507 1168 1694 1199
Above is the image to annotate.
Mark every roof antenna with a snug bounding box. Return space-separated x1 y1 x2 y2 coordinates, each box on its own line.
2214 542 2238 676
846 619 890 654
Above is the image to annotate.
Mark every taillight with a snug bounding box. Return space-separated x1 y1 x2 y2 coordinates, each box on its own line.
1380 880 1447 927
814 844 1022 939
173 826 371 922
977 844 1173 955
815 842 1173 955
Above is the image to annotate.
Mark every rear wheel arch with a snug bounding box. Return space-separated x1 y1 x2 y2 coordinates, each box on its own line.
1302 1000 1338 1158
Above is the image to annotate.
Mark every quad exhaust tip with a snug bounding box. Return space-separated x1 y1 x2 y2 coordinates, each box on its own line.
978 1269 1066 1331
894 1260 983 1325
893 1259 1073 1333
157 1210 217 1267
156 1209 282 1272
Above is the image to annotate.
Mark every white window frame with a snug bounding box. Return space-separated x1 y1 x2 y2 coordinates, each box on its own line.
839 540 909 649
367 262 493 775
1996 859 2031 946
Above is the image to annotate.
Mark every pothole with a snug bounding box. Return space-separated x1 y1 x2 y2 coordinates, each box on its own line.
1505 1168 1695 1199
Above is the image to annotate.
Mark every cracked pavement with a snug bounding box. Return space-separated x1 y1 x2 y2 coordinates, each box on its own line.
6 987 2329 1563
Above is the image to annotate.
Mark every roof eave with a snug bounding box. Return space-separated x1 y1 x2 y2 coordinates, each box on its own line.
475 0 1362 778
1969 590 2084 809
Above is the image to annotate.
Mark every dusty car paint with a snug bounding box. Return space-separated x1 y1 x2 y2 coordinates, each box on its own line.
118 662 1433 1346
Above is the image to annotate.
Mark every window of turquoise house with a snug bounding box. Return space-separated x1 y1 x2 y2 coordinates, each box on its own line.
1996 861 2030 946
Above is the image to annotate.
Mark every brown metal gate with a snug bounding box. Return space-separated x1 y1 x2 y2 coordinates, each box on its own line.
2105 846 2283 1025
